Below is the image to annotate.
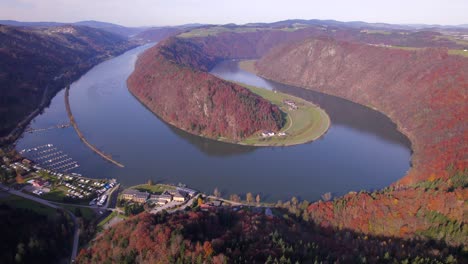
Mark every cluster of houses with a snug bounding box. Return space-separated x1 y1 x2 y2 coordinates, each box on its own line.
261 131 287 138
1 154 117 202
283 99 298 110
121 187 197 205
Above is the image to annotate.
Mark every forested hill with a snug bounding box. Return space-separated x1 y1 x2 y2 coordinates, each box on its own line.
0 24 136 142
127 37 284 141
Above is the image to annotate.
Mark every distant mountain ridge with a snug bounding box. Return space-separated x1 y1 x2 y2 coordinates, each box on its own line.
0 20 147 37
2 19 468 39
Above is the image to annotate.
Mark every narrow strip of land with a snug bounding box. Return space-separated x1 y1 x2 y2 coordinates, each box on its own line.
64 86 125 168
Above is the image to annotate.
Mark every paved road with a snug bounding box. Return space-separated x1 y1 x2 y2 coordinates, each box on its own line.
150 200 181 214
149 194 199 214
68 209 80 263
0 183 59 209
175 195 198 211
207 195 244 206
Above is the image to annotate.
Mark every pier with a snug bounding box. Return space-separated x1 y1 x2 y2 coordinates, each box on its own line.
64 86 125 168
25 123 71 133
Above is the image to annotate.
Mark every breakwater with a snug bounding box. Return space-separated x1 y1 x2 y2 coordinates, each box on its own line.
64 86 124 168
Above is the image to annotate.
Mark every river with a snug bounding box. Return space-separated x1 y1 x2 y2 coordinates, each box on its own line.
15 44 411 202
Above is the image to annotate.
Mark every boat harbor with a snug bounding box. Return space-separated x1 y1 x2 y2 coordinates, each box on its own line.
19 144 79 172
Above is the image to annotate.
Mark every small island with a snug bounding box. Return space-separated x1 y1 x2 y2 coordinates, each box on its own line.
234 82 330 146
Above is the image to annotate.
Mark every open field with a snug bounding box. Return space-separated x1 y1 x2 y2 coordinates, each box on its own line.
386 44 468 57
97 211 126 228
61 204 96 221
234 83 330 146
448 49 468 57
0 193 57 216
40 187 68 202
178 25 304 38
178 26 263 38
235 60 330 146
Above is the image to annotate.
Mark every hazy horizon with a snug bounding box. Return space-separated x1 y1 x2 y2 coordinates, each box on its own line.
1 0 467 28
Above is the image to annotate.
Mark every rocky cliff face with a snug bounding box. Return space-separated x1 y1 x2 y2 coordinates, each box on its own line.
127 37 284 140
256 38 467 184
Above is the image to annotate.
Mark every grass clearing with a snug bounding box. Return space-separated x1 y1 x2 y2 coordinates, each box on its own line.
448 49 468 57
178 25 310 38
40 185 91 205
178 26 263 38
61 204 96 221
387 46 421 51
361 29 392 35
0 194 57 216
97 211 117 227
228 82 330 146
234 60 330 146
41 186 67 202
384 46 468 57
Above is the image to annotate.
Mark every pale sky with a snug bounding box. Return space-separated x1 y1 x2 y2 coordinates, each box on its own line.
0 0 466 27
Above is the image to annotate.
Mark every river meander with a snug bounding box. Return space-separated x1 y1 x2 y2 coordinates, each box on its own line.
15 44 411 202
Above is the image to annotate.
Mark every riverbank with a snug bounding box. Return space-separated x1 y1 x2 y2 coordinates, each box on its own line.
64 86 125 168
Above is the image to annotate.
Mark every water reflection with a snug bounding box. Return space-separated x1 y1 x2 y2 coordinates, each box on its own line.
212 60 411 149
167 123 257 157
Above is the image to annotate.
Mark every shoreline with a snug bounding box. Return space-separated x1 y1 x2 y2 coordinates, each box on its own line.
240 60 416 185
0 46 138 148
127 78 330 148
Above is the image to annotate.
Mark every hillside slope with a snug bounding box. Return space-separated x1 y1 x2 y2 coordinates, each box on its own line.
0 24 135 142
77 210 465 263
257 38 467 184
127 37 284 140
132 27 182 42
255 38 467 243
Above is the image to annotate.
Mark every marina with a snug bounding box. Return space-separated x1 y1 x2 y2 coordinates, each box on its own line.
20 144 79 172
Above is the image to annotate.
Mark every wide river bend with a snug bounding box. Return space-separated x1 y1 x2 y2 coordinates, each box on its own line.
16 44 411 202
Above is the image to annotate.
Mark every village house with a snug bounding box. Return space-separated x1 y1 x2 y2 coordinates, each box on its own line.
176 187 198 197
261 131 276 137
165 190 188 202
148 194 172 205
121 189 149 203
283 99 298 110
32 178 49 188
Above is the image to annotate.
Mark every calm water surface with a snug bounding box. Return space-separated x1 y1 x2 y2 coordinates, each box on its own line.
15 45 411 202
